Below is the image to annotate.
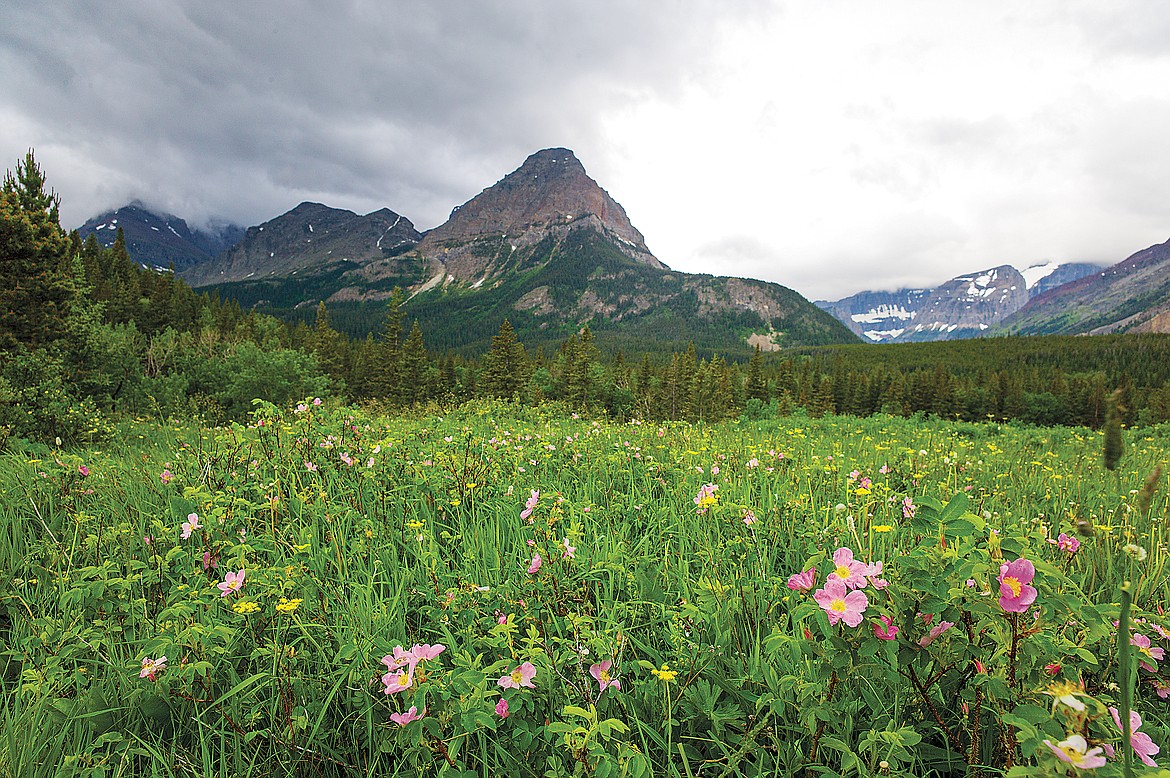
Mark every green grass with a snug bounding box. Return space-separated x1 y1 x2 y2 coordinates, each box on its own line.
1 402 1167 776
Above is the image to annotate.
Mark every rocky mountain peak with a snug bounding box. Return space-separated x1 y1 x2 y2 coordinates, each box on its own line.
419 147 664 275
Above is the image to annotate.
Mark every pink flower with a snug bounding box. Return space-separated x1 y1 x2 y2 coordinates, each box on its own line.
139 655 167 681
1044 662 1061 676
160 469 173 484
561 538 576 559
180 512 201 540
813 577 869 627
527 554 542 574
496 697 509 718
743 510 757 526
382 669 413 695
918 620 955 647
312 397 322 406
520 489 539 521
412 643 446 662
217 569 245 597
1109 707 1160 767
873 615 898 640
78 465 89 477
902 497 916 519
786 567 816 592
1043 735 1108 770
865 561 889 589
497 661 537 690
1154 679 1170 700
1055 533 1081 553
997 558 1037 613
202 551 219 571
879 464 891 475
304 460 318 472
746 458 759 469
1132 633 1165 673
382 646 417 673
389 705 423 726
339 452 354 466
694 483 719 514
590 660 621 693
827 547 869 590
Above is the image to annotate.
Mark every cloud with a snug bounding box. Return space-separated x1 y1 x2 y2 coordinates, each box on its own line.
0 0 771 230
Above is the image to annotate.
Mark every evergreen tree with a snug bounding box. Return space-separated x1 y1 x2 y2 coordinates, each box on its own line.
481 319 529 399
745 345 768 402
400 320 430 405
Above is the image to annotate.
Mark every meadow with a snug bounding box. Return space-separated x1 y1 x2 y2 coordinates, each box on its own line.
1 400 1168 777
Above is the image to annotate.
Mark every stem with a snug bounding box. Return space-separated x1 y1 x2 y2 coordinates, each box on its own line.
905 666 964 755
806 671 839 772
1119 581 1135 778
1007 612 1020 689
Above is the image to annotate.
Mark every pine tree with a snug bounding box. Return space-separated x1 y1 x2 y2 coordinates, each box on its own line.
400 320 430 405
0 151 74 351
481 319 529 399
745 345 768 402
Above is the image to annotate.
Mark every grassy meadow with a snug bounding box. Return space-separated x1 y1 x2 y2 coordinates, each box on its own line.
2 400 1168 777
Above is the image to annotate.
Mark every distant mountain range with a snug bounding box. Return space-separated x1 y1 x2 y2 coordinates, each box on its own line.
816 262 1105 342
78 202 244 272
77 149 1170 349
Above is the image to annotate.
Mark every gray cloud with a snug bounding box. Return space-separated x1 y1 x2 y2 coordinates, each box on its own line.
0 0 769 229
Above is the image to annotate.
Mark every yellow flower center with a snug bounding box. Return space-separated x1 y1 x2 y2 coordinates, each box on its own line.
830 598 847 613
1003 576 1022 598
511 669 524 684
396 673 411 687
835 565 852 580
599 670 611 682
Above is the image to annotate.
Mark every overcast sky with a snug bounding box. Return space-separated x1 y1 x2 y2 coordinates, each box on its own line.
3 1 1170 300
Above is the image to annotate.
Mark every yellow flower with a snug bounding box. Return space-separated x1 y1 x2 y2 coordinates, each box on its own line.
275 597 302 614
232 600 261 615
873 525 894 533
651 664 678 683
407 520 425 530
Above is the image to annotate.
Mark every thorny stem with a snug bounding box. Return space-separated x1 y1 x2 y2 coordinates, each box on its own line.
905 666 965 755
968 685 984 776
806 670 839 774
1007 612 1021 689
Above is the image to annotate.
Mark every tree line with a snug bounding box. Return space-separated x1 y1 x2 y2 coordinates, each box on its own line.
4 151 1168 446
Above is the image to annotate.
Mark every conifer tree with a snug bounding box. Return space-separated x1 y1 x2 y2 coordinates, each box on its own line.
481 319 528 399
745 344 768 402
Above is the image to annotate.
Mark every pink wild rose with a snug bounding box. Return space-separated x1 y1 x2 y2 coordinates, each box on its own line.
520 490 539 521
827 547 869 590
382 669 413 695
1043 735 1108 770
873 615 898 641
180 512 201 540
1132 633 1165 673
160 469 173 484
918 620 956 647
590 660 621 693
389 705 423 726
139 655 167 681
497 661 537 690
787 567 817 592
997 558 1037 613
813 577 869 627
527 554 542 574
217 569 245 597
1109 707 1160 767
496 697 509 718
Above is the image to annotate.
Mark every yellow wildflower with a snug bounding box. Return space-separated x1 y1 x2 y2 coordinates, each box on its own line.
651 664 678 682
232 600 261 615
275 597 302 614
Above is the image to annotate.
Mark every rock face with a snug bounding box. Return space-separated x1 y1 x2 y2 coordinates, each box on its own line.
78 202 244 272
417 148 665 284
819 266 1028 342
181 202 421 289
1000 237 1170 336
818 261 1106 342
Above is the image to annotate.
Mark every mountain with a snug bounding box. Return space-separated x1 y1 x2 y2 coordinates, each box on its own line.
192 148 855 353
818 262 1104 342
999 238 1170 336
77 202 244 272
180 202 422 291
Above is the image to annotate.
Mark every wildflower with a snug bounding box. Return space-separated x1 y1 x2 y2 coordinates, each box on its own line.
1046 680 1087 713
997 558 1037 613
1154 679 1170 700
590 660 621 692
651 664 678 682
694 483 719 514
202 551 219 571
1055 533 1081 553
1044 662 1061 676
872 524 893 532
527 554 542 574
78 465 90 477
813 577 869 627
339 452 354 466
295 403 308 413
879 464 891 474
232 600 261 614
828 547 869 590
1123 543 1149 562
742 510 757 526
498 662 537 690
496 698 509 718
1042 734 1107 769
275 597 302 614
1132 633 1165 672
382 669 413 695
160 469 173 484
520 489 539 521
312 397 322 406
865 560 889 589
561 538 576 559
180 512 201 540
412 644 446 662
389 705 423 726
746 458 759 469
139 656 167 681
918 620 955 647
786 567 816 591
382 646 418 673
143 535 153 546
217 569 245 597
1108 707 1160 766
902 497 916 519
711 465 719 476
873 615 898 641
